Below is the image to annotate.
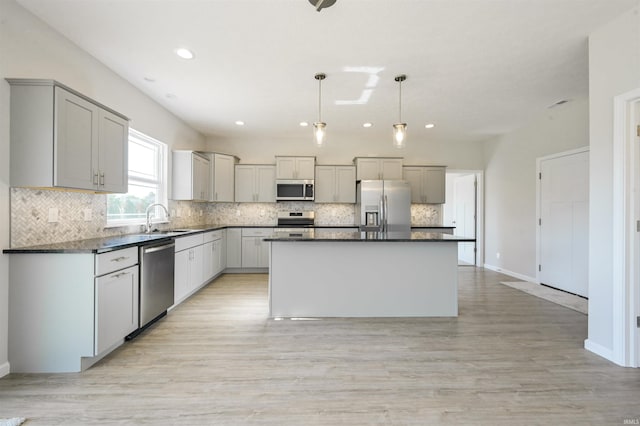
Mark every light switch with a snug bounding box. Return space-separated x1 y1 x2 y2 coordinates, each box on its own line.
83 209 92 221
48 208 59 223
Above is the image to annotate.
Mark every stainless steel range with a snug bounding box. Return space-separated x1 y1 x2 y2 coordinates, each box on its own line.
276 211 315 237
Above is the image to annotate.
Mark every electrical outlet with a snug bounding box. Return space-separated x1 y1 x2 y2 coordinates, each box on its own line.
260 210 265 217
83 209 92 221
199 209 203 217
48 208 59 223
496 252 501 259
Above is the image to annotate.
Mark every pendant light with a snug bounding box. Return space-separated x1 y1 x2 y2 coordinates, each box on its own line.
313 73 327 147
393 74 407 149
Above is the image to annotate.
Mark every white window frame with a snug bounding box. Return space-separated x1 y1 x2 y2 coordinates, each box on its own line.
106 128 168 227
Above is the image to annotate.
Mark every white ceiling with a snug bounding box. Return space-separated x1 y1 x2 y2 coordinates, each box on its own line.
15 0 638 146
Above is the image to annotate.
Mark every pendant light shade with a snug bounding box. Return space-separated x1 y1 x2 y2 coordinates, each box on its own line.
393 74 407 149
313 73 327 147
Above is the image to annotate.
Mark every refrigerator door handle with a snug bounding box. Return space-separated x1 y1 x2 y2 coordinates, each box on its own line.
383 194 389 232
379 194 385 231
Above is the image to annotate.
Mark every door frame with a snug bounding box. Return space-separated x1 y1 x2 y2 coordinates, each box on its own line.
612 89 640 368
535 146 590 289
445 170 484 267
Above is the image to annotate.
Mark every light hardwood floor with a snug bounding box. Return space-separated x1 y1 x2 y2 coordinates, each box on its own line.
1 268 639 425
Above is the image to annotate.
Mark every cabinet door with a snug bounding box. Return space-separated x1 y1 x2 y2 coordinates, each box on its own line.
256 166 276 202
380 159 403 180
276 157 296 179
213 154 235 202
174 249 191 303
202 241 215 282
193 155 210 201
257 239 270 268
423 168 446 203
95 265 139 355
212 239 223 275
335 166 356 203
235 165 256 202
403 167 425 203
241 236 259 267
190 245 204 289
314 166 336 203
98 109 128 193
356 158 381 180
295 157 316 179
54 86 98 190
226 228 242 267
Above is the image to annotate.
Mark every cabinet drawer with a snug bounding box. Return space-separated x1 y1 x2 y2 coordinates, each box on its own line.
241 228 274 237
95 247 138 276
175 233 204 252
203 230 224 243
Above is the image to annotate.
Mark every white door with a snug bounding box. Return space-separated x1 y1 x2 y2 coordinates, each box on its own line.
444 173 477 266
539 150 589 296
454 174 476 265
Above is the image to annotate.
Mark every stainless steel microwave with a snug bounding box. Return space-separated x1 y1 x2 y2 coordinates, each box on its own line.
276 180 314 201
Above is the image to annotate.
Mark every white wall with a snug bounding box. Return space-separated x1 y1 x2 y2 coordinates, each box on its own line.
0 56 10 378
0 0 206 377
587 4 640 357
483 97 589 280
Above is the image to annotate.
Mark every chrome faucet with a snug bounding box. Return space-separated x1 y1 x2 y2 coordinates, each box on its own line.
145 203 170 233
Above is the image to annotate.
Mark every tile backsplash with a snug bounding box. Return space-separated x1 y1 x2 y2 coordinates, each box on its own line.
10 188 441 247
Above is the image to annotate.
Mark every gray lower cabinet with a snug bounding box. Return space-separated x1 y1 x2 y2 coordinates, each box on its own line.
8 246 139 373
174 233 205 305
226 228 242 268
241 228 273 268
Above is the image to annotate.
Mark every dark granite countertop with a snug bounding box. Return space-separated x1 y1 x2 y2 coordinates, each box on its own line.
3 224 460 254
265 229 474 242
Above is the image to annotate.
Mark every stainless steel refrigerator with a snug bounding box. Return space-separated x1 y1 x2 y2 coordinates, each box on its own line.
356 180 411 232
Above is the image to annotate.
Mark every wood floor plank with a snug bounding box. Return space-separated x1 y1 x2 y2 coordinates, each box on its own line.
1 269 639 425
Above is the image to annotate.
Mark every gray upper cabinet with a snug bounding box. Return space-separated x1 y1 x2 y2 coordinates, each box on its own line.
315 165 356 203
172 151 211 201
403 166 446 204
8 79 129 193
276 156 315 180
354 157 403 180
204 152 237 202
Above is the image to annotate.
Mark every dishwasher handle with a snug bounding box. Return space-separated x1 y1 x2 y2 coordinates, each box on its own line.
142 242 175 254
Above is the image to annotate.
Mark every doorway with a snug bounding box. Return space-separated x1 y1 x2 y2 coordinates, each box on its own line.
537 148 589 297
444 171 483 266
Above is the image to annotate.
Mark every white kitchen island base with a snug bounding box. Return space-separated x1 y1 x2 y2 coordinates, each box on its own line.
269 240 458 317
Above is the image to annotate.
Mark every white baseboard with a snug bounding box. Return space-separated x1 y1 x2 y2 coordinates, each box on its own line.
0 361 9 378
483 263 538 283
584 339 619 365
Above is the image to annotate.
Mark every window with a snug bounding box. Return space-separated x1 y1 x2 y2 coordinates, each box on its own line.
107 129 168 226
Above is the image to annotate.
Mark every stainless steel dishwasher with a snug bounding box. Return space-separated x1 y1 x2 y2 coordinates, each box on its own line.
138 239 175 330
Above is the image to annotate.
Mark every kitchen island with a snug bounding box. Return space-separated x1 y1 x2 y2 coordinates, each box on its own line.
265 229 474 318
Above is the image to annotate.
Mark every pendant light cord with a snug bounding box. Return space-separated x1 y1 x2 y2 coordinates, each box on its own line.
318 77 322 122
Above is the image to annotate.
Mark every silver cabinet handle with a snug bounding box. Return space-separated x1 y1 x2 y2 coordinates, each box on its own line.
99 172 105 186
93 171 99 185
110 256 129 262
110 271 130 279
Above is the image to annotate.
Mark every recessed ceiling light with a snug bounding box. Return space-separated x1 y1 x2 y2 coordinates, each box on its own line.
175 47 195 60
425 123 435 129
166 93 176 99
299 121 309 127
363 122 373 128
144 76 156 83
235 121 245 126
